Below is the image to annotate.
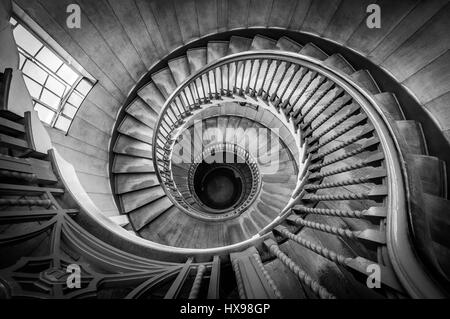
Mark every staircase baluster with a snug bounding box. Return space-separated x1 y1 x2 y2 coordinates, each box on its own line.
188 264 206 299
264 240 335 299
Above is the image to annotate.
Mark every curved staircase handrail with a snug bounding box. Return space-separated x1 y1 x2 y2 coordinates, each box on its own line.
152 50 446 297
49 147 273 261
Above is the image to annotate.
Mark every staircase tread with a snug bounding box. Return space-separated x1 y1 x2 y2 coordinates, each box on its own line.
115 173 159 194
373 92 405 121
324 54 355 75
207 41 229 64
299 43 328 61
350 70 381 95
120 185 165 213
227 36 252 54
250 35 277 50
128 196 173 230
276 36 303 52
0 133 28 150
114 134 152 159
126 97 157 128
396 120 428 155
0 117 25 135
118 115 153 145
151 67 177 99
0 183 64 194
113 154 155 174
410 154 447 198
187 47 207 73
168 56 191 85
137 82 165 114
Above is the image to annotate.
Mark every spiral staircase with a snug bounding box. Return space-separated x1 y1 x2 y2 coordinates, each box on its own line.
1 0 450 299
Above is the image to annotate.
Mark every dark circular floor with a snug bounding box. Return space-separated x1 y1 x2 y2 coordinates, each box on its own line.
194 164 244 211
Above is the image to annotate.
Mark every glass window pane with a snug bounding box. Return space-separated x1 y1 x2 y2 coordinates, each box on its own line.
19 53 26 69
23 76 43 99
35 47 63 72
57 65 78 85
46 76 66 97
62 103 77 118
13 24 42 55
11 19 96 131
9 17 17 26
34 103 54 124
76 79 93 96
68 92 83 107
41 89 60 109
55 116 71 132
22 60 48 84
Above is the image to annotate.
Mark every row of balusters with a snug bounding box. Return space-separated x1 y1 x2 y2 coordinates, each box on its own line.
151 57 399 298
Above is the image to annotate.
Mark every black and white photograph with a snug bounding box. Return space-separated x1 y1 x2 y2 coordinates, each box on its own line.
0 0 449 311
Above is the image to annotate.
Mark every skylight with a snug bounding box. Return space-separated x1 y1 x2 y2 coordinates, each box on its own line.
9 16 95 133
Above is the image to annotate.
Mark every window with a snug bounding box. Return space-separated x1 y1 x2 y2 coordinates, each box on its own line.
9 16 95 133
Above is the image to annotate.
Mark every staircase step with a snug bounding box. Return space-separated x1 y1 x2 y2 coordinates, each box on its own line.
26 158 58 184
207 41 229 64
262 182 295 197
129 196 173 230
241 215 260 236
0 198 52 207
137 82 165 114
114 134 152 159
0 155 58 184
126 97 157 128
227 220 247 243
324 54 355 75
276 36 302 52
0 109 21 122
0 209 78 222
187 48 207 73
373 92 405 121
262 173 296 184
137 206 184 245
117 115 153 145
350 70 380 95
115 173 159 194
122 222 138 232
0 133 28 150
151 67 177 99
396 120 428 155
256 201 280 222
112 155 154 174
227 36 252 54
120 186 165 213
261 191 290 210
0 117 25 136
423 193 450 249
410 154 447 198
109 215 129 227
0 183 64 195
172 162 190 176
250 35 277 50
0 154 34 174
168 56 191 85
299 43 328 60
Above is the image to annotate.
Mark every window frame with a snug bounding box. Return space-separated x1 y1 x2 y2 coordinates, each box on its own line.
10 15 96 134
